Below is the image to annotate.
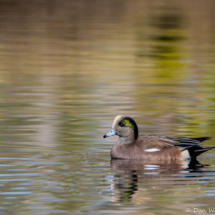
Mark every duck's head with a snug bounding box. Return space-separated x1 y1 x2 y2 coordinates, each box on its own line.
103 115 138 141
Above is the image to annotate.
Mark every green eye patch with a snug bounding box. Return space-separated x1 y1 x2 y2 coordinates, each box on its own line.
121 118 135 130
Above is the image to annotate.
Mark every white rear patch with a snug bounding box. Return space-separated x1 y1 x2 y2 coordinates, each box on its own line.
180 150 190 160
144 148 160 152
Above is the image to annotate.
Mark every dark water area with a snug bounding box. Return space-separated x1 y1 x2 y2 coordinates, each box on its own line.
0 0 215 214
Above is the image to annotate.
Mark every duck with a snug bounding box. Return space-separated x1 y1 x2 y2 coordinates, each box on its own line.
103 115 215 161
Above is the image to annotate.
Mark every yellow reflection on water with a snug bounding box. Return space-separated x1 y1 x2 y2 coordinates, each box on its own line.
0 1 214 215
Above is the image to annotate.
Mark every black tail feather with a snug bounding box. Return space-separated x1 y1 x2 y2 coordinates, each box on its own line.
175 136 214 159
187 146 215 158
194 147 215 157
175 137 211 145
191 137 211 142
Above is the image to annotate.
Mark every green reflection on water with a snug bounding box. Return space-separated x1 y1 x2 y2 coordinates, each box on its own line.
0 1 214 215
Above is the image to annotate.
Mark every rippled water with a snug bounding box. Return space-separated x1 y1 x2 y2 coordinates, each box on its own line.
0 1 215 214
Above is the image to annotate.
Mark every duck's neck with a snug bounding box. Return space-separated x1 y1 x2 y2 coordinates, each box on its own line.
118 133 137 145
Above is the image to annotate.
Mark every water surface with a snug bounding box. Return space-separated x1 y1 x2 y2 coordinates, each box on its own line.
0 1 215 214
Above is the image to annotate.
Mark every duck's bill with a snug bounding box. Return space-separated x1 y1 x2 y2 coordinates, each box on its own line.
103 129 116 138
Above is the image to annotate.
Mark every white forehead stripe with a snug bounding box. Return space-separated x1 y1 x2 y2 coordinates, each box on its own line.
112 115 125 128
144 148 160 152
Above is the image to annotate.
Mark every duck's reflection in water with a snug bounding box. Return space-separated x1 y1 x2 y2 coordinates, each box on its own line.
110 159 206 203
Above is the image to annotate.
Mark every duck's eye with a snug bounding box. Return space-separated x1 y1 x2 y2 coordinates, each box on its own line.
119 122 124 127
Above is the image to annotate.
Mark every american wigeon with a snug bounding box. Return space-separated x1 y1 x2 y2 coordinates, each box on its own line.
103 115 215 160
